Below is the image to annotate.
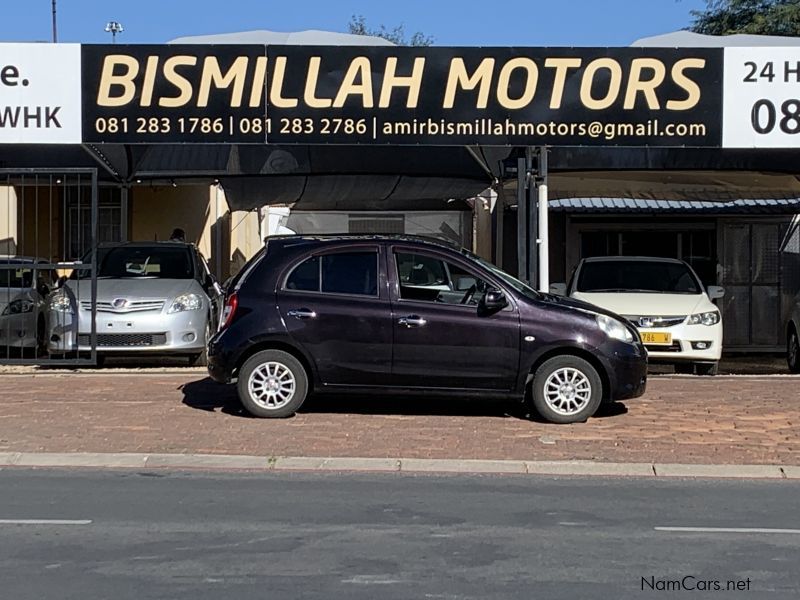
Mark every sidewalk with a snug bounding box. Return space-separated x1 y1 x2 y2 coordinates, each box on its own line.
0 372 798 466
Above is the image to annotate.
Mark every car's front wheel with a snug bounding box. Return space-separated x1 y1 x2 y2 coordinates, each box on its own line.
531 356 603 424
237 350 308 418
788 326 800 374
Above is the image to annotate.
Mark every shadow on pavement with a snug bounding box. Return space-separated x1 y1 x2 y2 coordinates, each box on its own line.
180 377 628 422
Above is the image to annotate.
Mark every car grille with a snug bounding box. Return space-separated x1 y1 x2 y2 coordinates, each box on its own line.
80 300 165 313
623 315 686 328
77 333 168 347
645 341 682 353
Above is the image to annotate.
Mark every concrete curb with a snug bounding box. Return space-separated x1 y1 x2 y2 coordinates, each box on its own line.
0 452 798 479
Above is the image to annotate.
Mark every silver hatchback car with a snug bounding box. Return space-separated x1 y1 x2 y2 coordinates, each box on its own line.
47 242 222 365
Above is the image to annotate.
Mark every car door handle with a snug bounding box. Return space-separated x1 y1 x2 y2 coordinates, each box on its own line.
287 308 317 319
398 315 427 328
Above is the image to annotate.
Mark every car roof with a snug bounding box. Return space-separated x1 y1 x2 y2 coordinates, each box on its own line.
97 241 195 249
265 234 461 252
0 255 49 264
581 256 687 265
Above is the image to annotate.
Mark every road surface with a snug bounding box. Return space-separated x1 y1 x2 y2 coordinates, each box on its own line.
0 469 798 599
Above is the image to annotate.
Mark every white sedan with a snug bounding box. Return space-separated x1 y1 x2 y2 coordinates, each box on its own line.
551 257 725 375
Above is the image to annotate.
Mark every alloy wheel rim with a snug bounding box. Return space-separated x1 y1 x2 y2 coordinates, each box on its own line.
248 361 296 410
543 367 592 416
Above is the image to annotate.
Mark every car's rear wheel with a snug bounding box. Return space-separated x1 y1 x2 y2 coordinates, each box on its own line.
788 326 800 373
237 350 308 418
531 356 603 424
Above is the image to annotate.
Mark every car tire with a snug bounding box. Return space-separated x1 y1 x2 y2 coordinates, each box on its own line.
36 316 46 357
189 321 212 367
694 362 718 376
531 356 603 424
788 326 800 374
237 350 308 418
674 363 694 375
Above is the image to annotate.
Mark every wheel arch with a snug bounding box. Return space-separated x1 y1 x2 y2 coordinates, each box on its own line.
527 346 610 401
233 339 316 389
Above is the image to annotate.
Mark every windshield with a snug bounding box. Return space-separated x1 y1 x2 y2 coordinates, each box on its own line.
93 246 194 279
462 250 542 301
0 266 33 288
576 260 702 294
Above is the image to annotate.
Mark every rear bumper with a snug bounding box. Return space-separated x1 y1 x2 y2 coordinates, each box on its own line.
207 334 235 383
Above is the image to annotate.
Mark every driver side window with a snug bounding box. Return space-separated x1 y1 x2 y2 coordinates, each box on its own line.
395 251 487 305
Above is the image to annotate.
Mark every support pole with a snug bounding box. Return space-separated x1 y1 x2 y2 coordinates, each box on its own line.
515 157 527 283
51 0 57 43
494 186 505 270
537 146 549 292
526 147 537 287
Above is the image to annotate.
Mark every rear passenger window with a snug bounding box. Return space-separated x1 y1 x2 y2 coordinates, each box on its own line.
286 256 320 291
285 251 378 296
322 252 378 296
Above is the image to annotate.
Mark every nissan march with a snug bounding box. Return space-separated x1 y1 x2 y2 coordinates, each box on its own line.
208 236 647 424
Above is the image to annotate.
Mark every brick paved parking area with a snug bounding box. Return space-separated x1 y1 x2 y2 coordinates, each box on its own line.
0 373 798 465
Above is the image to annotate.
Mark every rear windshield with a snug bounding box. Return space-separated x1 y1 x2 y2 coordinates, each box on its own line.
94 246 194 279
576 260 702 294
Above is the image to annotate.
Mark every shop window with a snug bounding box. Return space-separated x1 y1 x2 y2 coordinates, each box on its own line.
65 187 123 259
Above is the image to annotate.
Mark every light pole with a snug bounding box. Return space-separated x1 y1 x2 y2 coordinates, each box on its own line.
104 21 124 43
51 0 57 42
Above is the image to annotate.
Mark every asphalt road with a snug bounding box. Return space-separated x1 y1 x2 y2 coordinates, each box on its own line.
0 470 798 599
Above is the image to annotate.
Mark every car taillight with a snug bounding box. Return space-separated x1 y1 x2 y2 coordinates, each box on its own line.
219 292 238 331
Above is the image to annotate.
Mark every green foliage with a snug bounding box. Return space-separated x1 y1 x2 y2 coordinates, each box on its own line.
690 0 800 36
348 15 434 46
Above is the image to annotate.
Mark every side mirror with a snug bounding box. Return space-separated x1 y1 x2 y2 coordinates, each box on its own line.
480 288 508 312
549 283 567 296
707 285 725 300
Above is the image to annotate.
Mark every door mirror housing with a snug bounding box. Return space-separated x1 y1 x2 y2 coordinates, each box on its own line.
707 285 725 300
480 288 508 312
549 282 567 296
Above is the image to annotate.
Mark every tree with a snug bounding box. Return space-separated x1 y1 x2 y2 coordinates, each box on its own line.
689 0 800 36
348 15 434 46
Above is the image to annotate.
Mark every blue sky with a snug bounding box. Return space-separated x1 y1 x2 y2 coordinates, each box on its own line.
3 0 708 46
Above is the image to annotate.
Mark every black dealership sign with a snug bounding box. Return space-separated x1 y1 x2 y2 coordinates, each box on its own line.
81 45 723 146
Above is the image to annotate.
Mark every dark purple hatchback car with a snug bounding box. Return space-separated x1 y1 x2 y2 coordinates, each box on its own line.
208 235 647 424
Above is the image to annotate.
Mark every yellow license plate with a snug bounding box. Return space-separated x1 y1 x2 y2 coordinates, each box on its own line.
640 331 672 345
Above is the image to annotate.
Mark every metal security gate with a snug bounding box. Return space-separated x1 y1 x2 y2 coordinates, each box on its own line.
0 168 98 365
720 220 788 352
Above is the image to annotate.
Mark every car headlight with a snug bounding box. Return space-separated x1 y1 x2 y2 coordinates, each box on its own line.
2 299 34 315
687 310 720 326
168 293 202 314
48 292 73 312
595 314 634 343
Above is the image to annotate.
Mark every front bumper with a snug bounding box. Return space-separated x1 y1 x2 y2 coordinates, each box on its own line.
0 313 38 348
599 340 648 401
639 321 722 363
47 307 207 354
